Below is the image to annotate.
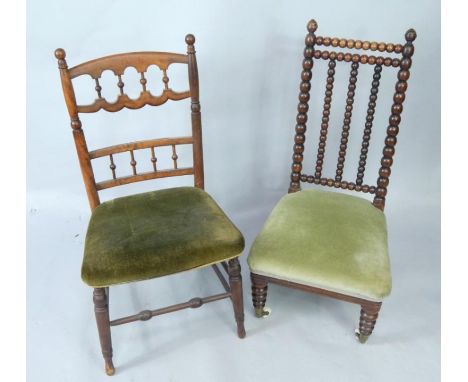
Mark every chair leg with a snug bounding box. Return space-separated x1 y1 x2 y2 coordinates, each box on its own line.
251 273 269 318
228 258 246 338
356 301 382 344
93 288 115 376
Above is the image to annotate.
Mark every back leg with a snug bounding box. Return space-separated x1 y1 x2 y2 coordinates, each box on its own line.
356 302 382 343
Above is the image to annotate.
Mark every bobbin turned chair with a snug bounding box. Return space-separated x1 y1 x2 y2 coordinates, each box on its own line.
55 35 245 376
248 20 416 343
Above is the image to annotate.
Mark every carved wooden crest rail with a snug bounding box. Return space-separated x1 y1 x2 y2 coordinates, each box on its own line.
55 35 204 210
68 52 191 113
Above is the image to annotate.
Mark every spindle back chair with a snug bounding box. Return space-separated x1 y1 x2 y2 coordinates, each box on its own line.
249 20 416 343
288 20 416 209
55 35 245 376
55 37 204 210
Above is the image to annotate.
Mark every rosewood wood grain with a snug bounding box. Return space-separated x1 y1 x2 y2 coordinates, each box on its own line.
288 19 318 193
314 36 403 54
357 302 382 343
356 64 382 185
373 29 417 210
313 49 401 67
335 61 359 182
251 273 269 317
300 174 376 193
251 273 379 306
314 58 336 179
286 21 416 207
272 20 416 343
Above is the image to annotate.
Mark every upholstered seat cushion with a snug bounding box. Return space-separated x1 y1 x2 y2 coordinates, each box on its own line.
247 189 391 301
82 187 244 287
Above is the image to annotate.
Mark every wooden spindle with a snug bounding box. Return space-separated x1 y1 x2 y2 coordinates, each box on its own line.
335 62 359 181
288 19 318 193
140 72 147 92
313 50 400 67
373 29 416 210
162 69 169 90
150 147 157 171
356 64 382 185
109 154 116 179
95 78 102 98
117 75 124 95
171 144 178 169
314 58 336 179
129 150 137 175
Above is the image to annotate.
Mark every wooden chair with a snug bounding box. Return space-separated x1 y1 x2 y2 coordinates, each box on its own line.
55 35 245 376
248 20 416 343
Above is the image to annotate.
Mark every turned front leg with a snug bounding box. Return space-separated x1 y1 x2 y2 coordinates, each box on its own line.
357 302 382 344
251 273 269 318
228 258 246 338
93 288 115 376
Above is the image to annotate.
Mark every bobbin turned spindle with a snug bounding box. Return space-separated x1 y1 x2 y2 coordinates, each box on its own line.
289 19 318 193
263 20 418 345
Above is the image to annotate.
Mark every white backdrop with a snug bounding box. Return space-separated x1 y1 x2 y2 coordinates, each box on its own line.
27 1 440 381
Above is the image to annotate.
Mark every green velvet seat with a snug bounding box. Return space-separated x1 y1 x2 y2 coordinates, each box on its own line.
248 189 391 301
82 186 245 287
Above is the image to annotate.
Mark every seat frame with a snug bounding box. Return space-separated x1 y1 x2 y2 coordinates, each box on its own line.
250 20 416 343
55 35 245 376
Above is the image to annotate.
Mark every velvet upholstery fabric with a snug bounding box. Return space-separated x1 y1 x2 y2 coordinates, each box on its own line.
248 189 391 301
82 187 244 287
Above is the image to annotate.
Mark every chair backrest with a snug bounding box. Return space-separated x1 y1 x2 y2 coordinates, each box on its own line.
55 34 203 211
288 20 416 211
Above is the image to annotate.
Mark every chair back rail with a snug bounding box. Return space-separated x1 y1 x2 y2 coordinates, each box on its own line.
55 35 203 210
288 20 416 211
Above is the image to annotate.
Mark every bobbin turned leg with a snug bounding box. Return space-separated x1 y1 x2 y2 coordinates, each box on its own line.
251 273 269 318
356 302 381 344
228 258 246 338
93 288 115 376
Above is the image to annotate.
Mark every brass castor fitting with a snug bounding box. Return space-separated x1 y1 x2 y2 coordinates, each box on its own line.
255 307 271 318
355 329 370 344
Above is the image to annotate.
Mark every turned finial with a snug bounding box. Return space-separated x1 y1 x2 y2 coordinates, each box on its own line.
54 48 66 59
405 29 417 42
54 48 68 69
307 19 318 33
185 34 196 45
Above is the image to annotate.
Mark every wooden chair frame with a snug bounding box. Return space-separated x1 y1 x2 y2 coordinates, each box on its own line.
250 20 416 343
55 35 245 376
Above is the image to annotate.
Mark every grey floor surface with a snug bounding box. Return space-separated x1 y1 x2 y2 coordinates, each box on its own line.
27 188 440 382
